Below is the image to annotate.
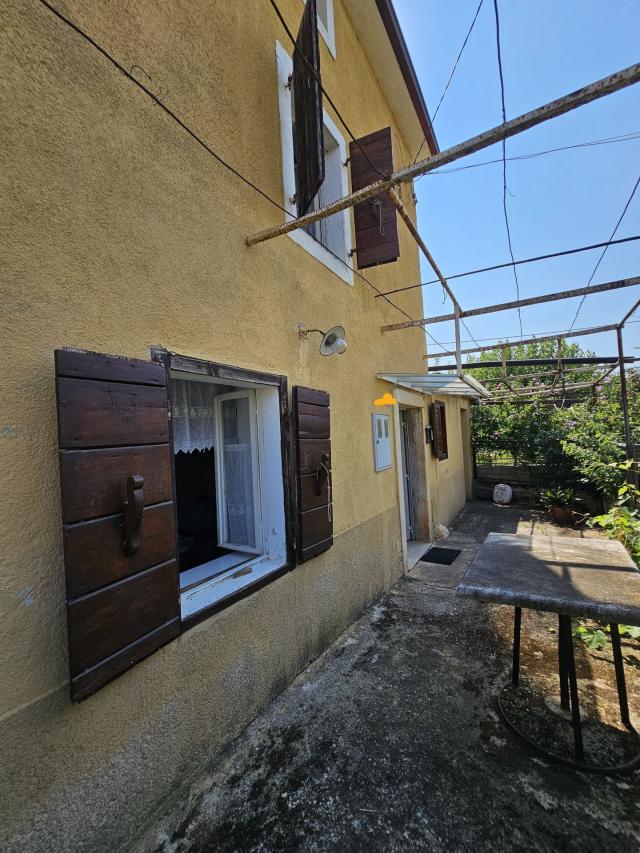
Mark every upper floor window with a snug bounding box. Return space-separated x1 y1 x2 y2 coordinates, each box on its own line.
304 0 336 57
276 41 353 285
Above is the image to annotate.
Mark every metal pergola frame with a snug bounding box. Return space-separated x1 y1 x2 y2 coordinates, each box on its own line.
246 61 640 382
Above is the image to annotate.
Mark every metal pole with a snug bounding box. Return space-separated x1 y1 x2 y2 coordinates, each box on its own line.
428 356 638 371
454 305 462 376
396 276 640 328
617 325 637 478
387 189 460 308
423 323 620 358
246 63 640 246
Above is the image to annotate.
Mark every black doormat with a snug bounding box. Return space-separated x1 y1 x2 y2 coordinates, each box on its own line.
420 546 461 565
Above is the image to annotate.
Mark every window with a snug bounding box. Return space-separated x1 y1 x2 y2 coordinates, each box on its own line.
54 347 331 699
170 370 288 621
372 413 392 471
276 41 353 285
305 0 336 57
431 401 448 461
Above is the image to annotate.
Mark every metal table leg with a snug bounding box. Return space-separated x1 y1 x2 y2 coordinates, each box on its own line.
557 614 570 712
610 624 631 727
512 606 521 687
559 614 585 762
496 609 640 773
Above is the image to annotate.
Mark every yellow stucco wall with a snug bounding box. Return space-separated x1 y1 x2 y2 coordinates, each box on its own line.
426 397 473 530
0 1 470 848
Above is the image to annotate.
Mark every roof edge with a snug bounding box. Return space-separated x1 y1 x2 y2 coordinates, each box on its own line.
374 0 439 156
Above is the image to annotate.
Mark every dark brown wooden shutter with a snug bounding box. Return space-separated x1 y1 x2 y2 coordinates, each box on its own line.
55 349 179 701
349 127 400 268
430 401 448 461
293 0 325 216
293 386 332 562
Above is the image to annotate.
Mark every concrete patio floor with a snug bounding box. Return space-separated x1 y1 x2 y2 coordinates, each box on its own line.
133 502 640 853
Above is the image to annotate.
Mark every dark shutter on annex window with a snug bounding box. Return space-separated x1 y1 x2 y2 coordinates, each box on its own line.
293 0 325 216
349 126 400 269
293 386 333 562
430 401 448 461
55 349 180 701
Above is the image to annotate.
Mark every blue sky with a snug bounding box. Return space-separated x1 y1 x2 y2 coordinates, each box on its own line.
394 0 640 361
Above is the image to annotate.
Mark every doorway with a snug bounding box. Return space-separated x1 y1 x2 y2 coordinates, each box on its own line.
399 408 414 542
394 403 431 569
460 408 473 500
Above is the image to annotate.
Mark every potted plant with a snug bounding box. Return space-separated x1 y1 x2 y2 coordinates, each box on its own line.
540 486 575 525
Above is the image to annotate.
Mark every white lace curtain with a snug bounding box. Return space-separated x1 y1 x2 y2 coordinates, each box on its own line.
170 379 217 454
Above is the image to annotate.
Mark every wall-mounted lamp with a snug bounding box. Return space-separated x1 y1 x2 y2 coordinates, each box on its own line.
298 324 348 356
374 391 398 406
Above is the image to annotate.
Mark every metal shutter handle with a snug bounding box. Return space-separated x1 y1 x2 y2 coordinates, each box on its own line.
123 474 144 555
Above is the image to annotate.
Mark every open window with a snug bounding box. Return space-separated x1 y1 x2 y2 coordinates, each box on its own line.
169 368 289 622
304 0 336 57
276 41 353 284
55 348 333 699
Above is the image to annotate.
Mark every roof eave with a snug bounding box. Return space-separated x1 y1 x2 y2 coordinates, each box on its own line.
374 0 439 156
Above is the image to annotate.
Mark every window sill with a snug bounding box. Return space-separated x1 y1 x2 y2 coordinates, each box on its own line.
179 551 257 592
180 555 289 627
288 229 353 286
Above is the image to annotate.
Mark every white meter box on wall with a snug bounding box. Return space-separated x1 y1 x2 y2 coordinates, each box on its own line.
372 413 391 471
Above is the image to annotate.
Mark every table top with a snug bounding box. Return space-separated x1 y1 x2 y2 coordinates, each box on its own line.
457 533 640 626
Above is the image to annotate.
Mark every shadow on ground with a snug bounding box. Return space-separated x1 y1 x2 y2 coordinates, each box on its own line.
133 503 640 853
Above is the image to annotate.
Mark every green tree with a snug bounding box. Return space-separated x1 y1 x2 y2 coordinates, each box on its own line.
470 341 638 499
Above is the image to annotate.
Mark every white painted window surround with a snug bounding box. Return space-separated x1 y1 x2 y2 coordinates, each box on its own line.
372 413 392 471
170 371 287 620
275 41 353 286
302 0 336 58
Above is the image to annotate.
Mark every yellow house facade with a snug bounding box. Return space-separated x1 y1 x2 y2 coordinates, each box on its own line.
0 1 480 849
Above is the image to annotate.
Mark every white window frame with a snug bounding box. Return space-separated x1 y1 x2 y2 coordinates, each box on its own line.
214 390 263 555
169 370 287 620
302 0 336 58
276 41 353 286
372 413 392 471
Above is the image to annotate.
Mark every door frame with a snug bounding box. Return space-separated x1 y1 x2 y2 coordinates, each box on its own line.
390 388 433 569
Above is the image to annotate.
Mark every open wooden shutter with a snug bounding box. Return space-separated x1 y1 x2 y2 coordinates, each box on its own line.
293 0 325 216
293 387 333 562
349 127 399 268
430 401 448 461
55 349 179 701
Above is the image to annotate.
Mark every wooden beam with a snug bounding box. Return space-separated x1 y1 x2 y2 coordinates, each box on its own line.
391 276 640 328
246 63 640 246
423 322 619 359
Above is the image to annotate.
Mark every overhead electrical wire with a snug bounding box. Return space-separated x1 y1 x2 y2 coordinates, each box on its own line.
568 174 640 331
35 0 455 346
492 0 523 338
38 0 632 359
264 0 453 352
266 0 387 183
415 130 640 179
412 0 485 163
376 233 640 297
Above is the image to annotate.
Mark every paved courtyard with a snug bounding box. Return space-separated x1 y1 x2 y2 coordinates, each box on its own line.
133 503 640 853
